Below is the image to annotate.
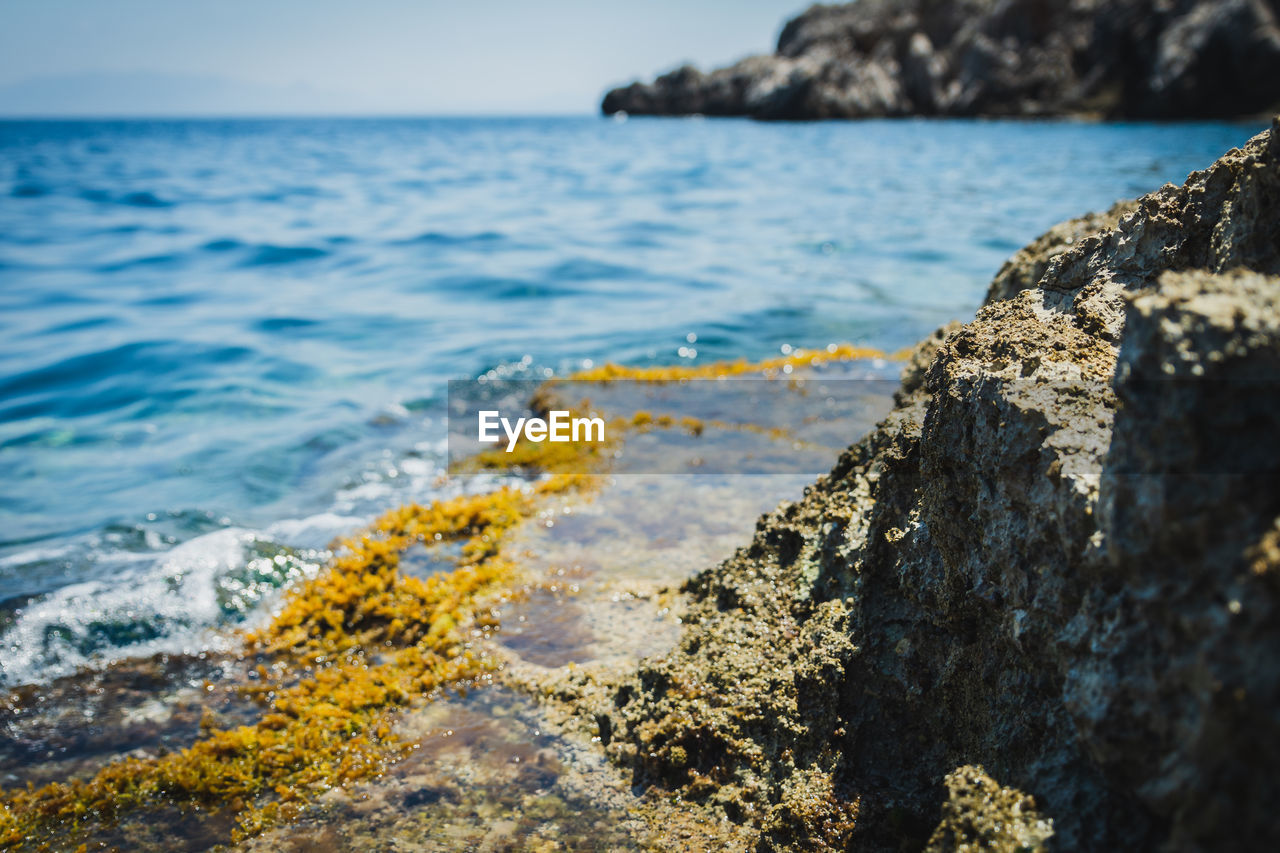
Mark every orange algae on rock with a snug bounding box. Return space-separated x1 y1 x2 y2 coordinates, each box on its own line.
0 475 588 848
567 343 892 382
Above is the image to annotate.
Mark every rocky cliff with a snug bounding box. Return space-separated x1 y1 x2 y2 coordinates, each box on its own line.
552 119 1280 849
602 0 1280 120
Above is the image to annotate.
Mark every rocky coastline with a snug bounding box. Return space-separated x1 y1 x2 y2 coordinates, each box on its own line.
4 115 1278 851
550 119 1280 848
602 0 1280 120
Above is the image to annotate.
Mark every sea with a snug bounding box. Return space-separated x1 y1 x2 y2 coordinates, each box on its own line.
0 116 1262 685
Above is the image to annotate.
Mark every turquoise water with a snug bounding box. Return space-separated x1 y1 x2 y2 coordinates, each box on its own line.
0 116 1262 683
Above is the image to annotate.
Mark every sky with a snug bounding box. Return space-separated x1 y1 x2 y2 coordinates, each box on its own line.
0 0 807 116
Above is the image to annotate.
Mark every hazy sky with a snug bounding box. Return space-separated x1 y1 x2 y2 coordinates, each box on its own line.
0 0 807 115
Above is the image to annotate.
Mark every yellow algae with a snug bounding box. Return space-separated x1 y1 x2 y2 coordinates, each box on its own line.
628 411 703 434
627 410 804 442
566 343 892 382
0 477 589 848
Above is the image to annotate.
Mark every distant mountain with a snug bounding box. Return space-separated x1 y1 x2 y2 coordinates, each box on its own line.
0 71 352 117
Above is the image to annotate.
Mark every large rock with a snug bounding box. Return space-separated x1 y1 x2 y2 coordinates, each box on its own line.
562 120 1280 849
602 0 1280 120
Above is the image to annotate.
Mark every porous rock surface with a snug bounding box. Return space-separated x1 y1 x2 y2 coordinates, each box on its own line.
602 0 1280 120
552 119 1280 849
924 765 1053 852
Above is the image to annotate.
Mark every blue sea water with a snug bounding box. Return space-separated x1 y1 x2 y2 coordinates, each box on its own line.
0 116 1264 683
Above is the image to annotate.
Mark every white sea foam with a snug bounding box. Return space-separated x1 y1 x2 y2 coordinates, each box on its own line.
1 529 250 684
0 441 485 687
0 522 339 686
264 512 367 550
0 544 76 569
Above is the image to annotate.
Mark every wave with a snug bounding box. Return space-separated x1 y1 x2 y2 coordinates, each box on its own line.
0 445 463 686
393 229 507 248
0 527 326 686
40 315 122 335
239 244 329 266
429 273 594 300
10 183 49 199
254 316 321 333
78 188 174 208
94 252 184 273
544 257 645 283
0 341 313 423
201 237 244 252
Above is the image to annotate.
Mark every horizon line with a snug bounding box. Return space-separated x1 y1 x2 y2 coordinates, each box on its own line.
0 111 611 121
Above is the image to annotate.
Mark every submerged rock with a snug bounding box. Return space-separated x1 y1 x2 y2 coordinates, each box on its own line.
570 120 1280 849
602 1 1280 120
